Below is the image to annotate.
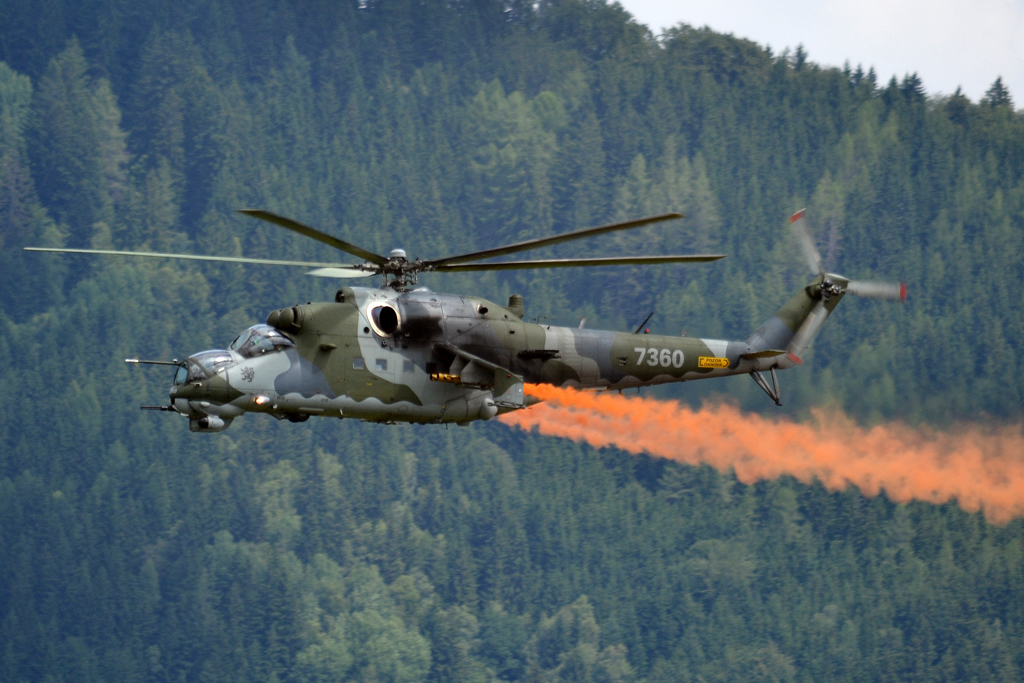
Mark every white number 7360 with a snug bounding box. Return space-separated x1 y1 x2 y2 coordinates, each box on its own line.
634 347 685 368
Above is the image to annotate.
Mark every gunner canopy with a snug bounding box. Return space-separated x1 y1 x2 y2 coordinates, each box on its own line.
176 350 234 383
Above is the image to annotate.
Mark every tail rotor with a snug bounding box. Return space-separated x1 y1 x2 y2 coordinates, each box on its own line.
788 209 906 303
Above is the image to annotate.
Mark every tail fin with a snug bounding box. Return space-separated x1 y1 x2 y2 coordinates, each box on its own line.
745 275 847 367
745 209 907 375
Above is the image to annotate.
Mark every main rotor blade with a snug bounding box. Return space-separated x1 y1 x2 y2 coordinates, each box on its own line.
845 280 907 301
305 267 376 278
238 209 388 266
788 209 823 275
24 247 369 270
432 254 724 272
427 213 685 267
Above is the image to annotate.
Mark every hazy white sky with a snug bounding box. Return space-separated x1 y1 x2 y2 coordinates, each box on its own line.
616 0 1024 104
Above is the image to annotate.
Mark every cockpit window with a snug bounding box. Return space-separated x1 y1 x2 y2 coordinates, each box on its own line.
185 350 234 381
185 361 208 383
195 351 233 371
174 365 188 385
229 324 295 359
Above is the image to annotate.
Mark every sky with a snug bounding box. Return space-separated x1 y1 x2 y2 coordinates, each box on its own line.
616 0 1024 104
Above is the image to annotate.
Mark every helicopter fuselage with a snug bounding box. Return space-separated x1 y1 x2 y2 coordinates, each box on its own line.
170 283 808 431
34 208 900 432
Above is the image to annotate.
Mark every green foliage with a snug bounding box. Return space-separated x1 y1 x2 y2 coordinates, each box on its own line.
2 1 1024 681
30 39 125 246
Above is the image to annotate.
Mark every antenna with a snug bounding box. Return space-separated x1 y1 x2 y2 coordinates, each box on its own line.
633 312 654 335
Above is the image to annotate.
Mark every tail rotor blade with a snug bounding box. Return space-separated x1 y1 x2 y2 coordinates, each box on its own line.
845 280 907 301
788 208 823 275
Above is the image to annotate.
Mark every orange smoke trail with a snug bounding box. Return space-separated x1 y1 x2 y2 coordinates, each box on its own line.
498 384 1024 524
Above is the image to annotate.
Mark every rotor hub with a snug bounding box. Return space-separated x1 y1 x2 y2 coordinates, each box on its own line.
380 254 427 291
819 278 842 303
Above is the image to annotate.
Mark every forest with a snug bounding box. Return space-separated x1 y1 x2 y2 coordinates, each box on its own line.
1 0 1023 680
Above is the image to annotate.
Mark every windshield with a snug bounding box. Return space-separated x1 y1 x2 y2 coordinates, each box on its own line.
229 324 295 359
187 350 234 381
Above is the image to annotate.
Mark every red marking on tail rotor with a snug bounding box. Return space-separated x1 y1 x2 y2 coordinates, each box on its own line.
788 208 806 223
900 283 907 301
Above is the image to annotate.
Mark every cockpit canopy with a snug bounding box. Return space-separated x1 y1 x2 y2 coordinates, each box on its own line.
173 326 294 385
176 349 234 384
229 324 295 359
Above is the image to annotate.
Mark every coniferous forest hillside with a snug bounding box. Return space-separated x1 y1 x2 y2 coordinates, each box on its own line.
1 1 1023 681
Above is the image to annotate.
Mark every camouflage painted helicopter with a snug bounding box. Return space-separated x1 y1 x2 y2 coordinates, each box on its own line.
27 209 904 431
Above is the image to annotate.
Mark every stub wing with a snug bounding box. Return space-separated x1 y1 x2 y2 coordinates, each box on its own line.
434 343 525 409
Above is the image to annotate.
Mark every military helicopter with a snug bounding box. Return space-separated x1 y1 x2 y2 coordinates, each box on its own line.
26 209 904 431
